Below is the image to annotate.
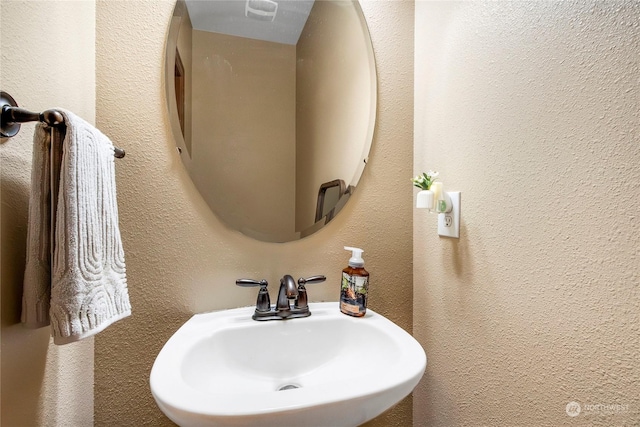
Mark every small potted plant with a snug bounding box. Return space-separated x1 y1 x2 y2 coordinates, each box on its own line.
412 171 439 209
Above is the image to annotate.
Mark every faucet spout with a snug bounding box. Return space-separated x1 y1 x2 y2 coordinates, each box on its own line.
276 275 298 316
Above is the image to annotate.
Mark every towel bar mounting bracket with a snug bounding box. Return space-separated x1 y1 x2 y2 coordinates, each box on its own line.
1 91 20 138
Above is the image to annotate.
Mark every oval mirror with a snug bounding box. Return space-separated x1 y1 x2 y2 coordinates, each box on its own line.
165 0 377 242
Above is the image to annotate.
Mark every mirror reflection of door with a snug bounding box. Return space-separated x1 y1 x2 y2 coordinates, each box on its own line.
174 49 186 138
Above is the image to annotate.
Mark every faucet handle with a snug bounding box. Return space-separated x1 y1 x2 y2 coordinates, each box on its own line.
297 275 326 285
236 279 270 313
236 278 268 288
294 275 326 311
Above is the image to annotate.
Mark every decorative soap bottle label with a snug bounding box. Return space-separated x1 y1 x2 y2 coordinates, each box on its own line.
340 272 369 316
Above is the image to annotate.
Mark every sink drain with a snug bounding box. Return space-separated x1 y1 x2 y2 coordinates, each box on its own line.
277 384 300 391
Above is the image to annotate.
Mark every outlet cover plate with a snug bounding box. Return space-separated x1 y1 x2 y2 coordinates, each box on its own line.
438 192 460 238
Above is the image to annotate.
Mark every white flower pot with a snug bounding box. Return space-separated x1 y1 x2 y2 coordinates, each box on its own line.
416 190 434 209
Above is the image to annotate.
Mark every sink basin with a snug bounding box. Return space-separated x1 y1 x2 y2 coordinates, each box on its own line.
150 302 426 427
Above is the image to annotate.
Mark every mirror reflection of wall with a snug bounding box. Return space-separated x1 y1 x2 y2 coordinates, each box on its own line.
167 0 376 242
295 0 373 234
192 30 297 241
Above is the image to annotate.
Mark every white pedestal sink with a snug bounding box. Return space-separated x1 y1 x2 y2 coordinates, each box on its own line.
150 302 426 427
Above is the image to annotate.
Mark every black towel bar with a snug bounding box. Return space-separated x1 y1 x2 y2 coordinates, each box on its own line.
1 91 125 159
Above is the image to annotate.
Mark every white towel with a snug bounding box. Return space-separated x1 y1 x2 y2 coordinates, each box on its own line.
22 110 131 344
22 124 56 328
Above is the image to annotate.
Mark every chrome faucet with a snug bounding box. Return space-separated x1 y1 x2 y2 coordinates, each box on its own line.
236 275 326 321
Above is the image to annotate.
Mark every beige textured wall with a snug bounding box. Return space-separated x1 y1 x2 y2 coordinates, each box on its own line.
0 1 95 425
191 30 297 241
413 1 640 426
295 0 376 232
95 0 413 426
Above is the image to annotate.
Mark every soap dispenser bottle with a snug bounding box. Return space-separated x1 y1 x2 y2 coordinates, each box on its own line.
340 247 369 317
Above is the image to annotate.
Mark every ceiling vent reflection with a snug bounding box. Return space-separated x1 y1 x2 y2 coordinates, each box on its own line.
245 0 278 22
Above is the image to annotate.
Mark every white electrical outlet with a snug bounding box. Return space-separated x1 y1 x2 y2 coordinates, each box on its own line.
444 216 453 227
438 192 461 238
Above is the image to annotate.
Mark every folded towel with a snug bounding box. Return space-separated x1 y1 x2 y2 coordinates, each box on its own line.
22 110 131 344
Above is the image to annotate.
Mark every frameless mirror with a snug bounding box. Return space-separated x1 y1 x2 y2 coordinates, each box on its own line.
165 0 377 242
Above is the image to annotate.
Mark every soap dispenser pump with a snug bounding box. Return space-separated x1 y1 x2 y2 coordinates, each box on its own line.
340 247 370 317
